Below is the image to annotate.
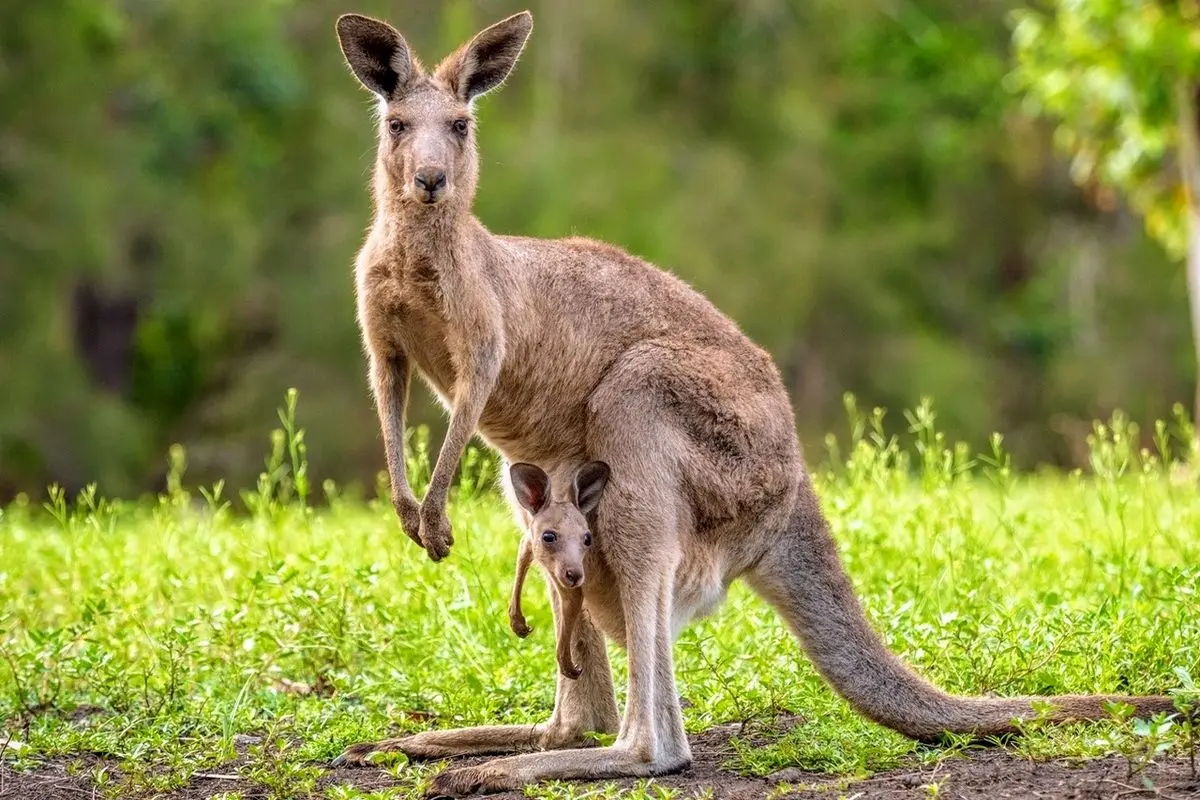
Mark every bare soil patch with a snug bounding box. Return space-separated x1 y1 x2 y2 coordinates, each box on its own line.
3 726 1198 800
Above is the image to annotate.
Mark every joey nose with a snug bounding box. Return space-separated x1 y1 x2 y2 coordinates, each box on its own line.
414 169 447 198
563 568 583 587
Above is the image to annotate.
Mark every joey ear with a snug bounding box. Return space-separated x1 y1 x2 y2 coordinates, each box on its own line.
572 461 610 516
434 11 532 103
510 462 551 515
336 14 417 100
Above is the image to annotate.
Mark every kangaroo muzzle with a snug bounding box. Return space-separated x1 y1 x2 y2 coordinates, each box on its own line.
413 167 447 203
559 565 584 588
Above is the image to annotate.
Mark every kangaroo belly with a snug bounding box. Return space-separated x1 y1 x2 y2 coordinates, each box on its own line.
670 541 731 639
579 558 626 646
577 543 732 648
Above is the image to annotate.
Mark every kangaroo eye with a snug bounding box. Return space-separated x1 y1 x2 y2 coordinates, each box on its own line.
541 531 557 543
452 118 469 136
583 533 592 547
388 119 406 135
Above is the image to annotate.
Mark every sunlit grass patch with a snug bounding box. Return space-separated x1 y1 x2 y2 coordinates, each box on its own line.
1 395 1198 796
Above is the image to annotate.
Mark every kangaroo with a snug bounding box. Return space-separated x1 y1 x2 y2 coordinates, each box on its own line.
507 461 610 680
331 10 1177 795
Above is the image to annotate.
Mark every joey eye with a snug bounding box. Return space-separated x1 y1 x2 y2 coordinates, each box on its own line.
583 533 592 547
541 531 557 544
452 118 469 136
388 119 406 135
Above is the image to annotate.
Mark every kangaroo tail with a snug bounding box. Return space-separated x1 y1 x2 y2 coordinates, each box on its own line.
745 478 1175 740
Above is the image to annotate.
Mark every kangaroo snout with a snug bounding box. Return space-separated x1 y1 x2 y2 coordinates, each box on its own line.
561 567 583 588
414 168 448 203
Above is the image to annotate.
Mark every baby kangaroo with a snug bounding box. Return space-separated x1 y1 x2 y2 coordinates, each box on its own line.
507 462 610 680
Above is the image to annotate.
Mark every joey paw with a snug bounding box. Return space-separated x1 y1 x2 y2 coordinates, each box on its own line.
510 619 532 638
419 507 454 561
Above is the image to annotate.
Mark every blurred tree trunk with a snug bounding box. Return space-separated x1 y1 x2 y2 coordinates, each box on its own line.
1190 207 1200 426
1181 82 1200 425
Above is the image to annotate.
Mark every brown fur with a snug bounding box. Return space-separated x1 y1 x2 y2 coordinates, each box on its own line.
331 11 1178 795
506 461 609 680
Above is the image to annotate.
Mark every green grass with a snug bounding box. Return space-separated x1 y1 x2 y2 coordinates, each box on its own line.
1 396 1199 798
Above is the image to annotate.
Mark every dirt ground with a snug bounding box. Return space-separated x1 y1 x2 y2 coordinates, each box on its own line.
3 723 1198 800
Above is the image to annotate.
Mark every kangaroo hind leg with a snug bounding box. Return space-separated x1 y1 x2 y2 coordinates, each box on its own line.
429 443 692 794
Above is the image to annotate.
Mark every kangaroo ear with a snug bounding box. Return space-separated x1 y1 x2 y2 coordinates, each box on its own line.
510 462 551 515
434 11 532 103
572 461 610 516
336 14 418 100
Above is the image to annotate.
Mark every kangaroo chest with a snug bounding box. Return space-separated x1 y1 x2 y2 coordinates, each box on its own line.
396 305 457 405
361 257 459 403
361 247 584 460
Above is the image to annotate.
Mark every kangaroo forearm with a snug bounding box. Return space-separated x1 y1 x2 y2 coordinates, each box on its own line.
424 355 499 510
425 406 482 510
372 352 415 500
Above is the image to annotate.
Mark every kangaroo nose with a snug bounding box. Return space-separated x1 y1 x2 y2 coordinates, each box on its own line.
563 568 583 587
414 169 447 193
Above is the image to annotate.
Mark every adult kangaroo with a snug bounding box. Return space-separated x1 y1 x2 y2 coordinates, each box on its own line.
332 10 1175 795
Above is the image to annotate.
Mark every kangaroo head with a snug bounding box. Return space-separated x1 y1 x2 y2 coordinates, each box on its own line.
510 461 611 590
335 11 532 209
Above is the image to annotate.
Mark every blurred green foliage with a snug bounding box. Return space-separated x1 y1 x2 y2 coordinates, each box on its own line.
1011 0 1200 257
0 0 1196 499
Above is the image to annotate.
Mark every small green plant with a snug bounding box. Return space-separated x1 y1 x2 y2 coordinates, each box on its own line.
1171 667 1199 778
405 425 433 499
1127 714 1177 782
1098 700 1185 784
455 440 500 502
242 388 311 515
583 730 618 747
244 730 322 799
